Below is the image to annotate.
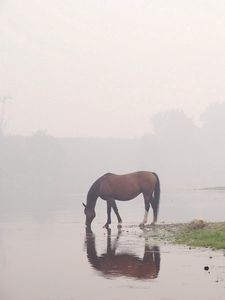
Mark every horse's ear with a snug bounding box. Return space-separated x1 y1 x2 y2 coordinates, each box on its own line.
82 202 87 208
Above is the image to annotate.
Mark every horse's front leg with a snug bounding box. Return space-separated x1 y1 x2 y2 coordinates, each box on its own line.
103 201 112 228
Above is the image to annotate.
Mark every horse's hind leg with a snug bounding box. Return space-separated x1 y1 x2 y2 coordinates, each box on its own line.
139 193 151 227
111 200 122 228
150 197 158 224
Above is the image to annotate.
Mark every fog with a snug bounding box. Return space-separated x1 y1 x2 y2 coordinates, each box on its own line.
1 0 225 138
1 4 225 300
1 1 225 215
1 102 225 213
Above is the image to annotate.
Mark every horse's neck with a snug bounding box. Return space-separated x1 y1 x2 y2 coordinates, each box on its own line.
86 181 99 210
86 192 98 210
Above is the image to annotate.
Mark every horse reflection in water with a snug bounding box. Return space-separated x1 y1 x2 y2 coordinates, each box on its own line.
85 229 160 280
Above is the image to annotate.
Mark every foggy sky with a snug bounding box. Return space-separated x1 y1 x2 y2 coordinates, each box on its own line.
1 0 225 138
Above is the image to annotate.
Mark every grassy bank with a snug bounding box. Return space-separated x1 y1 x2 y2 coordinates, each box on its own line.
174 221 225 250
143 220 225 250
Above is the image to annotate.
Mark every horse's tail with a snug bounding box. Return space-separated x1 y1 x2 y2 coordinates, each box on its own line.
152 172 160 219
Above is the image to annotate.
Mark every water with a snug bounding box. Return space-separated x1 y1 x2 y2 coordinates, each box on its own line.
0 189 225 300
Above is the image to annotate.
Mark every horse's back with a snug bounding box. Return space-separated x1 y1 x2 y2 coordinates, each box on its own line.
101 171 154 180
98 171 157 200
107 171 156 186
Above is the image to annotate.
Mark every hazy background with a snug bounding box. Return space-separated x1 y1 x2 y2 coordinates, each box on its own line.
1 0 225 138
1 4 225 300
1 0 225 210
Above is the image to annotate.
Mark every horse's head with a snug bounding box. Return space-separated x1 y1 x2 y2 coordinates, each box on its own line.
83 203 96 227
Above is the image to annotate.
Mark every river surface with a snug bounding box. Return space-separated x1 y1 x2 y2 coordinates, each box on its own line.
0 189 225 300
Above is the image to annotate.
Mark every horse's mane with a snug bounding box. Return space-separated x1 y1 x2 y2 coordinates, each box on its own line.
87 173 113 205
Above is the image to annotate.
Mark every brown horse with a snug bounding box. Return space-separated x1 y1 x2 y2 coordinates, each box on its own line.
85 228 160 280
83 171 160 228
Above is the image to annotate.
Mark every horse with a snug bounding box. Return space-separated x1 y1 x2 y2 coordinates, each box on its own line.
83 171 160 228
85 228 160 280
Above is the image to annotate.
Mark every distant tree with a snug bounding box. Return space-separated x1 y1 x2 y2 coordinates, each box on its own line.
152 110 197 144
200 102 225 143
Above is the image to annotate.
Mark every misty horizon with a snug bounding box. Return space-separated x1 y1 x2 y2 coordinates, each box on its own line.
1 101 225 139
1 102 225 200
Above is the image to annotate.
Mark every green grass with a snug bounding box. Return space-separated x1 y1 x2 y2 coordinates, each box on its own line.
175 223 225 249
